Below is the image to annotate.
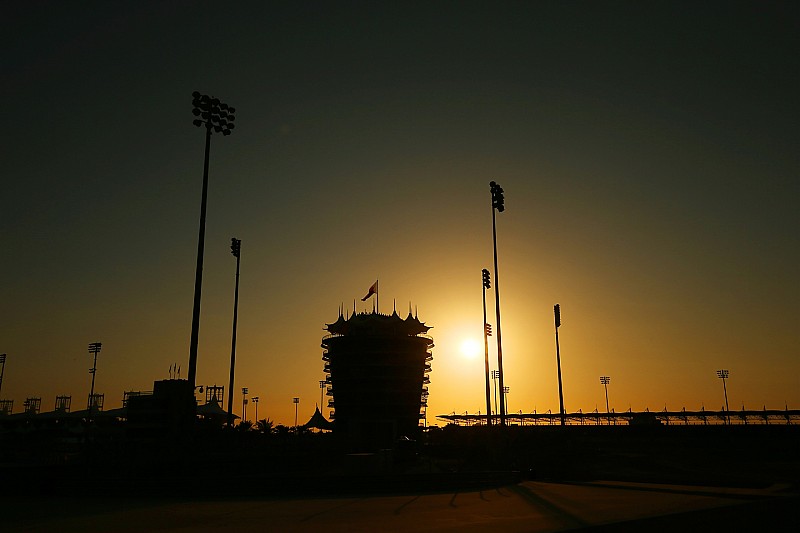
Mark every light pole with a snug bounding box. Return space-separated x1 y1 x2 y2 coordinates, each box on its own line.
554 304 565 426
491 369 500 422
87 342 102 410
482 269 493 426
319 380 326 409
422 389 429 427
241 387 248 422
600 376 610 423
187 91 236 391
489 181 507 425
0 354 6 397
717 369 730 424
293 397 300 427
502 386 510 416
227 237 242 427
252 396 259 422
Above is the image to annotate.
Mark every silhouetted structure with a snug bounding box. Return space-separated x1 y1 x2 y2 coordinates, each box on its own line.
304 406 334 431
489 180 507 425
187 91 236 391
87 342 102 409
438 406 800 426
55 395 71 412
126 379 195 439
717 369 731 424
322 310 433 449
554 304 565 425
24 397 41 415
227 237 242 427
197 395 235 426
0 354 9 416
600 375 611 420
481 269 493 426
88 393 104 411
0 353 6 396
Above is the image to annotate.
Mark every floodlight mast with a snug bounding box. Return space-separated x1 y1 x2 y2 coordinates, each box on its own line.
600 376 610 422
0 354 7 396
241 387 248 422
489 181 506 425
227 237 242 427
554 304 565 426
88 342 102 410
482 269 493 426
491 369 500 421
188 91 236 391
717 369 730 424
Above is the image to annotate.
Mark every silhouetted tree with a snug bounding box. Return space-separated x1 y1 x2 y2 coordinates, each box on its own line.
256 418 273 434
236 419 253 432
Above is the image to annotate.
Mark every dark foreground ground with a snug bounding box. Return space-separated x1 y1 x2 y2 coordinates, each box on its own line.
1 424 798 531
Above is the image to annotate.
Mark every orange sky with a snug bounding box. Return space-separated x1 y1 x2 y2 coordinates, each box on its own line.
2 3 798 426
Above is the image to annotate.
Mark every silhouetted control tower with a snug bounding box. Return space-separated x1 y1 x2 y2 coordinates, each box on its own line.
322 310 433 449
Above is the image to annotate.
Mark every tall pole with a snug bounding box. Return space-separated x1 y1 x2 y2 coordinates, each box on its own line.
252 396 259 421
554 304 565 426
422 390 429 427
482 269 493 426
188 126 211 391
319 380 326 409
491 369 500 421
241 387 248 422
600 376 610 424
188 92 236 391
87 342 102 410
489 181 507 425
717 370 730 424
0 354 6 397
227 237 242 427
293 397 300 427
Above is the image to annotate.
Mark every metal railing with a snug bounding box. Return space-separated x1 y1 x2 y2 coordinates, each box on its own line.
438 407 800 426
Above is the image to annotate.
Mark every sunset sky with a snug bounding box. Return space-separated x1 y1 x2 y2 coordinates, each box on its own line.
2 2 798 426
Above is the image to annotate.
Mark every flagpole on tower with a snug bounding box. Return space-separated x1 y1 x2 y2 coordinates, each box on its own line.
360 281 379 312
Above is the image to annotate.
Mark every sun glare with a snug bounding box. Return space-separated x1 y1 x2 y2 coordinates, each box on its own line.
460 338 481 359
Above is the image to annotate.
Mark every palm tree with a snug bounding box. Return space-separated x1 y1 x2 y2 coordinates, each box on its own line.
256 418 273 434
237 419 254 432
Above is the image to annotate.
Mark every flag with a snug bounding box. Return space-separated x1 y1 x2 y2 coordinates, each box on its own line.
361 280 378 301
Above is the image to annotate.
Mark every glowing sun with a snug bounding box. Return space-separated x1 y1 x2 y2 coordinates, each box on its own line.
460 338 481 359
